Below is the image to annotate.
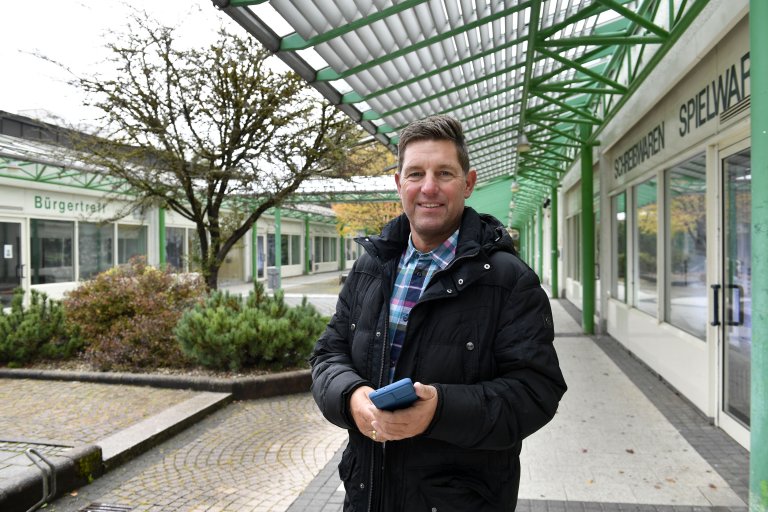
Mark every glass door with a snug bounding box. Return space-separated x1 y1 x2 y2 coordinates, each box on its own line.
720 148 752 431
0 221 23 307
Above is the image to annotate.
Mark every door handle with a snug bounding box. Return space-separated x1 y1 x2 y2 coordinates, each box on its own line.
726 284 745 326
710 284 721 326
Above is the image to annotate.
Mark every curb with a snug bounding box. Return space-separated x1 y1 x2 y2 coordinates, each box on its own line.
0 444 103 512
0 368 312 400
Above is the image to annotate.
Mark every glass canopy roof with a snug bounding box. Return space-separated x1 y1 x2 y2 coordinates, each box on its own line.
214 0 708 227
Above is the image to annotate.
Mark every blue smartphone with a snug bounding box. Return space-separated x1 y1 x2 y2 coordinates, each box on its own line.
369 378 418 411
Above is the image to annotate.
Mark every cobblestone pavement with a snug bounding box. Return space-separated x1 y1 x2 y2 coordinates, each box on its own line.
0 379 198 446
47 394 347 512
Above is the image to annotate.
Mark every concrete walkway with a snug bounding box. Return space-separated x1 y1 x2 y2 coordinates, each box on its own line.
0 272 750 511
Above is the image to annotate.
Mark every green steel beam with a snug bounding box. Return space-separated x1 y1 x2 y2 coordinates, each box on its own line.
273 207 282 289
304 216 311 275
228 0 268 5
158 208 166 268
587 0 710 145
580 124 595 334
537 47 627 92
594 0 669 37
518 0 541 130
537 35 665 47
343 56 531 104
314 1 533 81
530 91 603 124
750 1 768 509
280 0 429 51
252 220 258 282
550 186 559 298
537 2 604 40
538 204 543 278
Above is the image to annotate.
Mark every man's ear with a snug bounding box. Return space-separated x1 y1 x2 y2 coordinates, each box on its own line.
464 169 478 198
395 172 402 195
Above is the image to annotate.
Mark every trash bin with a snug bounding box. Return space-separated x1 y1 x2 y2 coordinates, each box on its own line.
267 268 281 290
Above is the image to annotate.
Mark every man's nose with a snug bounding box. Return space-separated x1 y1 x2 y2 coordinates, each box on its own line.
421 172 439 194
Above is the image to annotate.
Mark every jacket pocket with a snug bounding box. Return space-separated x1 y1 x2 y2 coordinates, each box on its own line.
338 443 366 511
403 466 508 512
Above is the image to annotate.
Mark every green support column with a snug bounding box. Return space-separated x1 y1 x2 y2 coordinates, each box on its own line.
750 1 768 509
339 236 346 271
304 216 311 275
551 187 559 299
251 221 257 282
581 125 595 334
274 207 282 290
538 204 544 279
158 208 166 268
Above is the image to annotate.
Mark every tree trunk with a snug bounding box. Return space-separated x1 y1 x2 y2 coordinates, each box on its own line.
205 264 220 291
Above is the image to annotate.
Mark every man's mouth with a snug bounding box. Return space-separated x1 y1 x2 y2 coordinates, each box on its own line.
419 203 442 209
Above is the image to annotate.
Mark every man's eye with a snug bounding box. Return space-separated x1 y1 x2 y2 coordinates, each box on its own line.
406 172 424 179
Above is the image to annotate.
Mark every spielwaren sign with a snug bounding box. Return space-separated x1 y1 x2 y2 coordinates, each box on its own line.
608 17 750 188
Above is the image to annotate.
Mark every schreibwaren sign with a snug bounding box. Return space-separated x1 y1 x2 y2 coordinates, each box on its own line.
614 122 665 179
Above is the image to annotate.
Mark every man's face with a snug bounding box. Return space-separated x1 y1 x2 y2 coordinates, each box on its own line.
395 139 477 252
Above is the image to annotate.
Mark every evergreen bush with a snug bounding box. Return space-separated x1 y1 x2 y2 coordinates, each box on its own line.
0 288 74 366
63 257 207 370
176 281 327 371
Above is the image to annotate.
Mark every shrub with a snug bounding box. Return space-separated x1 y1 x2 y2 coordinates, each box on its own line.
0 288 74 366
63 257 206 370
176 281 327 371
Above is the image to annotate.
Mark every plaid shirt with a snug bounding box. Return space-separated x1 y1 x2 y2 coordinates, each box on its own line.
387 229 459 382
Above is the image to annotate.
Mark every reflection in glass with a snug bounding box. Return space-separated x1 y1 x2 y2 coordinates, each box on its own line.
267 234 276 267
117 224 147 264
634 178 657 317
723 148 751 427
291 235 301 265
666 154 707 339
31 219 74 284
165 227 185 271
281 234 289 265
612 193 627 303
79 222 113 280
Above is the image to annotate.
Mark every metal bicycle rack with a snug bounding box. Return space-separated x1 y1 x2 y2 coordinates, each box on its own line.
24 448 56 512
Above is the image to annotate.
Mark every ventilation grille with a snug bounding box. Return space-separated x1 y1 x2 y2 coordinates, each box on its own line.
720 96 750 123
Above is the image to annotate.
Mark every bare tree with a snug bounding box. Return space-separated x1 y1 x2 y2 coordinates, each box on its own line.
58 12 368 289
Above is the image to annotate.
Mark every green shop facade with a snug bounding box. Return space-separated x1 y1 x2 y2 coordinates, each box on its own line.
0 116 357 305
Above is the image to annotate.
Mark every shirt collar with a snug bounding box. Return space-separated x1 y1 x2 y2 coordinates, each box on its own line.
403 228 460 270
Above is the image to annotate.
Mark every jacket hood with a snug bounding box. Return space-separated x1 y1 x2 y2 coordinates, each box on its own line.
358 207 516 262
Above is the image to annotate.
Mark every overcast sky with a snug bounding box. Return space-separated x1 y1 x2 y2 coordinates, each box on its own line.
0 0 253 128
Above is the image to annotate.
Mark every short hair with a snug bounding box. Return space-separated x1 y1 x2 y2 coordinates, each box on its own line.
397 115 470 174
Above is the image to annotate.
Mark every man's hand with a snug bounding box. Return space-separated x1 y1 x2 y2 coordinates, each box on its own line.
349 385 378 437
371 382 438 442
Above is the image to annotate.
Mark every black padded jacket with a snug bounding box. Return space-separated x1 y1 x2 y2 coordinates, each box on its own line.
310 207 567 512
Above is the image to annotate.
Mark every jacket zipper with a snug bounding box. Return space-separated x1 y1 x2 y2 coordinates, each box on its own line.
367 259 395 512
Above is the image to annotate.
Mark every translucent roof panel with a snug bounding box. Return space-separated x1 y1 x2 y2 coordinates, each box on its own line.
216 0 710 226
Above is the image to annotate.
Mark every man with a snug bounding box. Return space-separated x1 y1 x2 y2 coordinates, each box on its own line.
311 115 566 512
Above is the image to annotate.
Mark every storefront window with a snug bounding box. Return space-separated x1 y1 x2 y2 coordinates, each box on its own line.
291 235 301 265
187 228 202 272
612 193 627 303
165 227 186 271
281 234 289 265
267 233 276 266
634 178 658 317
79 222 113 280
666 154 707 339
30 219 74 284
118 224 148 264
566 215 580 281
